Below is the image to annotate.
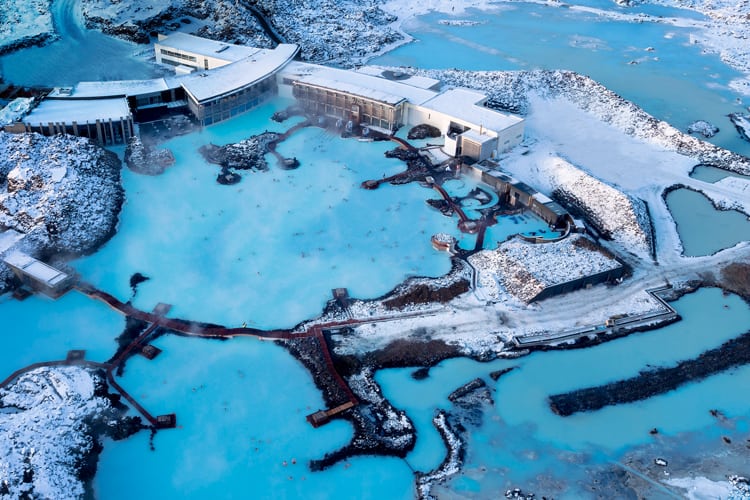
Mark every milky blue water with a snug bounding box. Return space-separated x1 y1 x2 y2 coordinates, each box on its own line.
73 100 456 329
691 164 750 182
0 290 123 372
665 188 750 256
0 0 162 86
378 287 750 497
94 334 414 500
375 5 750 157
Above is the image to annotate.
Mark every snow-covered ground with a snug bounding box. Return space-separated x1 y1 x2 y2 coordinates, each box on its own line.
469 234 623 303
0 0 54 54
0 132 123 256
0 366 122 499
0 132 124 293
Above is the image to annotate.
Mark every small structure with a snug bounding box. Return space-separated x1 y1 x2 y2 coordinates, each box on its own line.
332 288 350 309
21 97 134 145
463 161 573 229
139 344 162 360
156 413 177 429
66 350 86 362
431 233 457 252
3 251 74 298
306 401 357 428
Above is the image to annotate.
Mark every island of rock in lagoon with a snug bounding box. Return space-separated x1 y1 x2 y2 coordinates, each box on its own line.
1 0 750 498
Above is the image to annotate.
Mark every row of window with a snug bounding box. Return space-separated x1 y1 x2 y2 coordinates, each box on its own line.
159 48 197 63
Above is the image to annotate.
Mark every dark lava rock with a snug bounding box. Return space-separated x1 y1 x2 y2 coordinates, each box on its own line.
129 272 150 295
411 367 430 380
217 168 241 185
407 123 441 140
125 136 174 175
489 366 517 381
383 280 470 309
549 329 750 416
448 378 494 406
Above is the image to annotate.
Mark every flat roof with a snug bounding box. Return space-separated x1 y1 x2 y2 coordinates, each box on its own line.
421 88 523 132
354 66 441 90
3 251 69 286
156 32 259 62
295 75 407 107
461 128 496 145
180 43 298 103
24 97 131 125
71 78 170 98
282 62 437 106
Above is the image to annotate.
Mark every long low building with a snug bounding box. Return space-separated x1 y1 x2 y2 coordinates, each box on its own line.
5 33 524 158
278 62 525 161
19 96 134 146
463 161 572 228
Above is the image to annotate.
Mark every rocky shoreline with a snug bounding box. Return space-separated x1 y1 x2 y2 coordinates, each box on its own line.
549 328 750 416
0 366 145 499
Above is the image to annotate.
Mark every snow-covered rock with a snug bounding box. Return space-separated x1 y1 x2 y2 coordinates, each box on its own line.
0 366 143 499
687 120 719 138
729 113 750 142
393 68 750 176
0 132 124 256
78 0 401 67
0 0 54 55
469 234 623 303
542 156 654 257
0 98 34 127
124 135 174 175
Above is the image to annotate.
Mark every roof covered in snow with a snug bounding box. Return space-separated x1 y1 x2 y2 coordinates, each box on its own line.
156 32 260 62
3 251 69 286
24 98 131 125
421 88 523 132
180 43 298 103
282 62 437 106
70 78 170 98
354 66 441 90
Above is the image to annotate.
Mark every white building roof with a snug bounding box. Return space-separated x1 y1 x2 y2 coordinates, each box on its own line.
70 78 170 98
156 32 259 62
180 43 298 103
296 75 407 106
24 98 131 125
461 128 496 145
281 62 437 106
421 88 523 133
3 251 69 287
354 66 441 90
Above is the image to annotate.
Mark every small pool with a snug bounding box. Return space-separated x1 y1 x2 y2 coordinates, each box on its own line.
690 164 750 183
665 188 750 256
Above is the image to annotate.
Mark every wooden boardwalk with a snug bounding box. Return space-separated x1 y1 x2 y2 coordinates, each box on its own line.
3 282 445 431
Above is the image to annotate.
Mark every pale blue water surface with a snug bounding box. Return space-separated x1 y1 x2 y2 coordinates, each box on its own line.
666 188 750 256
375 4 750 157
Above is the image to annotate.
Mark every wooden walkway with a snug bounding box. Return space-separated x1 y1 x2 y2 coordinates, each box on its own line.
4 281 447 431
75 283 361 418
